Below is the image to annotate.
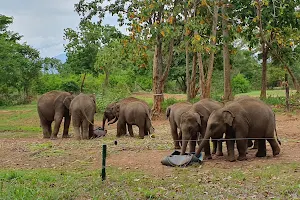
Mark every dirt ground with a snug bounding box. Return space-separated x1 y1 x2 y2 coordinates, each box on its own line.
0 111 299 177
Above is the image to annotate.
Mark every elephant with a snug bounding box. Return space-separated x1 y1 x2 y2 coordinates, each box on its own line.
195 96 281 162
110 101 154 139
37 91 75 139
166 102 192 149
69 93 96 140
180 99 224 159
102 97 151 136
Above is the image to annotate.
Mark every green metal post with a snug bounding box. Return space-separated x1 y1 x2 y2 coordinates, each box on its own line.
102 144 107 181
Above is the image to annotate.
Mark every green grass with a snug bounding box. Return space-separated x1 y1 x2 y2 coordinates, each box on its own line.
235 89 297 97
0 163 299 199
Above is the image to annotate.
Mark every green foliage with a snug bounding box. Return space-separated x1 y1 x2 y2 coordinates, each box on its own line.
95 86 131 112
263 96 285 106
232 73 251 94
161 98 183 111
60 81 80 93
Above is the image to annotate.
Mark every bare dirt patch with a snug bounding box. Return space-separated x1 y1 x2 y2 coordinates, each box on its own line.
0 112 299 177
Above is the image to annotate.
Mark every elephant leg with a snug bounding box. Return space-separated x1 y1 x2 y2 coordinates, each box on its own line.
267 138 280 156
253 140 258 149
216 140 224 156
138 123 145 139
189 134 197 153
88 120 94 139
203 139 212 160
255 139 266 157
62 116 71 138
117 120 126 137
178 131 182 147
226 138 235 162
212 140 217 154
82 119 89 140
170 123 180 149
51 114 63 139
128 124 134 137
237 139 248 161
41 119 51 138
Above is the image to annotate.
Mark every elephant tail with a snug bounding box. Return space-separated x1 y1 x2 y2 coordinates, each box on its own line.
82 109 94 126
166 107 171 119
146 114 154 134
273 112 281 145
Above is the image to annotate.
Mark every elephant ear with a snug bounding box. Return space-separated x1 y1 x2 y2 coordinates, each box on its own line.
89 94 96 104
112 104 121 117
222 110 234 126
63 96 73 109
194 113 202 126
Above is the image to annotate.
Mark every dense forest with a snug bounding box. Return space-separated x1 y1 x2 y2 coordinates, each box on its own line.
1 1 300 113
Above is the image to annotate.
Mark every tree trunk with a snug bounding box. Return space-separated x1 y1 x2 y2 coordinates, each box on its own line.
152 43 164 115
80 73 87 92
190 52 197 99
204 2 219 98
285 65 300 93
260 43 268 99
185 40 191 101
285 73 290 111
198 53 206 98
222 1 233 102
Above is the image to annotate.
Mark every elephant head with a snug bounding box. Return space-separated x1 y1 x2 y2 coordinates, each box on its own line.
63 94 76 110
102 102 119 129
179 111 202 154
195 109 230 157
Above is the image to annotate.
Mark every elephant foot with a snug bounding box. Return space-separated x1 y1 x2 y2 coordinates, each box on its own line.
139 136 144 139
237 155 247 161
62 134 71 138
255 151 266 157
212 150 216 154
216 151 224 156
43 135 51 139
204 154 212 160
50 136 58 140
273 149 280 156
227 157 236 162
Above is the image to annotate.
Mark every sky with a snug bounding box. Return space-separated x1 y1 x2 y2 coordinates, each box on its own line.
0 0 125 58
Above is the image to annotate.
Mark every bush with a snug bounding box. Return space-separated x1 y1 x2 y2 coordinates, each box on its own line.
161 98 183 111
60 81 80 93
95 86 131 112
232 73 251 94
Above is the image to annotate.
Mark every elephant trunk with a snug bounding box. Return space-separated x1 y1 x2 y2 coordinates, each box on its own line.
102 114 107 129
180 135 189 155
195 132 211 157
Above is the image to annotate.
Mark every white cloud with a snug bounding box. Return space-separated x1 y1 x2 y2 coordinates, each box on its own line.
0 0 125 58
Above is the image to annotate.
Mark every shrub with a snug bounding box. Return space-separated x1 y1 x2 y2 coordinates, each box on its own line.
161 98 183 111
60 81 80 93
232 73 251 94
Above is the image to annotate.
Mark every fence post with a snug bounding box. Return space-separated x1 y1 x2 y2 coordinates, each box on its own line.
102 144 107 181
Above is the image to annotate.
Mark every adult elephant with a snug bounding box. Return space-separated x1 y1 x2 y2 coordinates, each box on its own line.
110 101 154 139
195 96 281 162
180 99 223 159
37 91 74 139
102 97 151 135
69 93 96 140
166 102 192 149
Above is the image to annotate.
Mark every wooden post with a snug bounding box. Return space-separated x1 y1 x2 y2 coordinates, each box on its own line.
102 144 107 181
285 73 290 111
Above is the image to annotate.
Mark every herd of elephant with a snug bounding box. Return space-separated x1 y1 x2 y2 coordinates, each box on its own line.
37 90 281 162
37 90 153 140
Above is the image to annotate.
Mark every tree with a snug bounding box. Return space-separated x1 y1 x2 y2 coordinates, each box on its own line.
64 22 123 75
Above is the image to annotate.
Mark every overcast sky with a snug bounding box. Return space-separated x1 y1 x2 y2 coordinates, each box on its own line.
0 0 124 58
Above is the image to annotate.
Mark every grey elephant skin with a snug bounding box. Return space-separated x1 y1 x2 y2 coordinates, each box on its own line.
195 96 281 162
102 97 151 136
166 102 192 149
112 101 154 139
37 91 74 139
180 99 223 159
70 93 96 140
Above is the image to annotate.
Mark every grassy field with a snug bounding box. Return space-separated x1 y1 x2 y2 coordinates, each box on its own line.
0 91 300 199
235 89 297 97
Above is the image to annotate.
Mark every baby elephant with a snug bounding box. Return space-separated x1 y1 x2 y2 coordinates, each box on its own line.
70 93 96 140
111 101 154 139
